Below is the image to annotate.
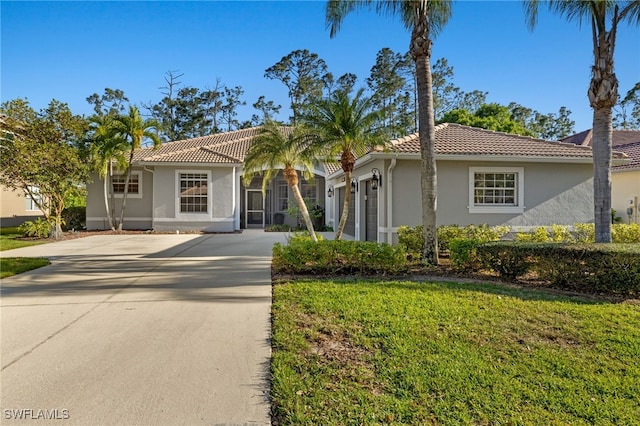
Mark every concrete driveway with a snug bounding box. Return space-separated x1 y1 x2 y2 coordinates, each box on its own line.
1 230 288 425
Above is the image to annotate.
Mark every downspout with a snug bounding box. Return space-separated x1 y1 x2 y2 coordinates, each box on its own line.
386 157 397 244
143 166 155 229
233 166 238 230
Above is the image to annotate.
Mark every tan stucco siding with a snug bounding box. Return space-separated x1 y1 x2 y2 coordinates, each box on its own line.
612 170 640 224
0 184 44 226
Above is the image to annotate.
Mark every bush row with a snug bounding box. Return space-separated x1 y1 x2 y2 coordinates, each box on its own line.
516 223 640 243
450 240 640 296
398 224 510 256
272 236 408 275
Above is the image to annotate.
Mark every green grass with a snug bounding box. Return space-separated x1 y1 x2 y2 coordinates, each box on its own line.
0 257 50 278
272 279 640 425
0 226 48 251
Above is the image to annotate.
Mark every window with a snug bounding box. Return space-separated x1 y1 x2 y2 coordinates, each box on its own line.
111 172 141 197
25 186 41 211
300 178 316 203
276 179 288 211
469 167 524 214
180 173 208 213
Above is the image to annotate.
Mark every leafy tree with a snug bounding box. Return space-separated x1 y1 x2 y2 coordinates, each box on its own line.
431 58 488 120
0 99 89 238
328 0 453 264
525 0 640 243
112 106 161 231
251 96 282 126
614 82 640 129
220 86 247 132
442 103 533 135
367 47 415 137
88 114 128 230
86 88 130 116
242 122 320 241
265 49 333 124
303 88 384 239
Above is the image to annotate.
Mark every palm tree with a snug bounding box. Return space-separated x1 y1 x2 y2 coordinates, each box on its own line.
243 121 319 241
525 1 640 243
88 115 128 231
327 0 452 264
303 88 384 239
113 106 161 231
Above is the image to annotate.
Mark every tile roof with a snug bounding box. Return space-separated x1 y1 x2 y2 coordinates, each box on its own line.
385 123 617 159
133 127 265 164
612 141 640 171
132 124 628 170
561 129 640 147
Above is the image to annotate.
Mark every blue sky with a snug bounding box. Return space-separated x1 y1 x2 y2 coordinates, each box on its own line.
2 1 639 134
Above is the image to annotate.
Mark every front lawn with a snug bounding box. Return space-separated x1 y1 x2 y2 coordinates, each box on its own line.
0 226 48 251
271 280 640 424
0 257 50 278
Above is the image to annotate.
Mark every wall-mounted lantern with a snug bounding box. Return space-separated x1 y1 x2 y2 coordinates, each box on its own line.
350 178 358 194
327 185 334 198
371 168 381 190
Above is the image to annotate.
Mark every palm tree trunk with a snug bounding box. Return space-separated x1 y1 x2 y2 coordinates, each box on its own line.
291 183 317 242
411 19 439 265
592 107 613 242
588 25 618 243
284 166 317 241
334 170 351 240
103 171 115 231
117 150 134 231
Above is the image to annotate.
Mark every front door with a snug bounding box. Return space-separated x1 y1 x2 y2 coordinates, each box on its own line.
246 189 265 228
365 180 378 242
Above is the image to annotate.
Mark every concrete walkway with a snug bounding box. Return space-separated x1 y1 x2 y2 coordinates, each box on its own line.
1 231 288 425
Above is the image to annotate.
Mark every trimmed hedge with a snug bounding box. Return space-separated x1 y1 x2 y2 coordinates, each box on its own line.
398 224 509 257
474 242 640 296
272 239 408 275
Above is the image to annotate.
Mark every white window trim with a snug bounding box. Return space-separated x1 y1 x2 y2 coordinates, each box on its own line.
468 167 525 214
175 170 212 219
111 171 143 199
25 185 42 211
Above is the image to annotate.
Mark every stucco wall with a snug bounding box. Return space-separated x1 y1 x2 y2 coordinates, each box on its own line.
0 185 44 227
328 158 596 241
152 166 237 232
86 168 153 230
392 160 594 228
612 170 640 224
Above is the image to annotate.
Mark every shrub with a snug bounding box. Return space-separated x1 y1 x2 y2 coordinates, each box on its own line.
265 224 294 232
550 224 574 243
612 223 640 243
573 223 595 243
398 224 509 258
516 227 550 242
62 206 86 231
19 218 53 239
272 239 407 275
449 238 482 271
477 242 532 279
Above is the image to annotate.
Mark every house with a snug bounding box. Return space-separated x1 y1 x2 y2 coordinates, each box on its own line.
325 123 628 243
562 129 640 224
86 124 628 239
86 127 331 232
0 184 44 227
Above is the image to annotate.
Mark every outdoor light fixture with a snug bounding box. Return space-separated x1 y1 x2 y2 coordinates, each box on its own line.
327 185 334 198
371 168 381 190
350 178 358 193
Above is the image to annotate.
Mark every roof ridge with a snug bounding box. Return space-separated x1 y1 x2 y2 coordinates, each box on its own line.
201 146 242 163
137 144 206 161
443 122 568 145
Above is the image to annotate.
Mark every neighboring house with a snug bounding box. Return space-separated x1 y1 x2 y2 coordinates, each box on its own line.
562 129 640 224
0 184 44 227
86 127 330 232
325 123 628 243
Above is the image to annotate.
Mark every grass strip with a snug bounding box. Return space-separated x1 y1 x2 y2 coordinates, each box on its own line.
271 279 640 425
1 257 50 278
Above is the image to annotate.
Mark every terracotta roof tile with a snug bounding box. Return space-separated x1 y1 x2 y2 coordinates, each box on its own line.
389 123 625 159
561 129 640 147
613 141 640 171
